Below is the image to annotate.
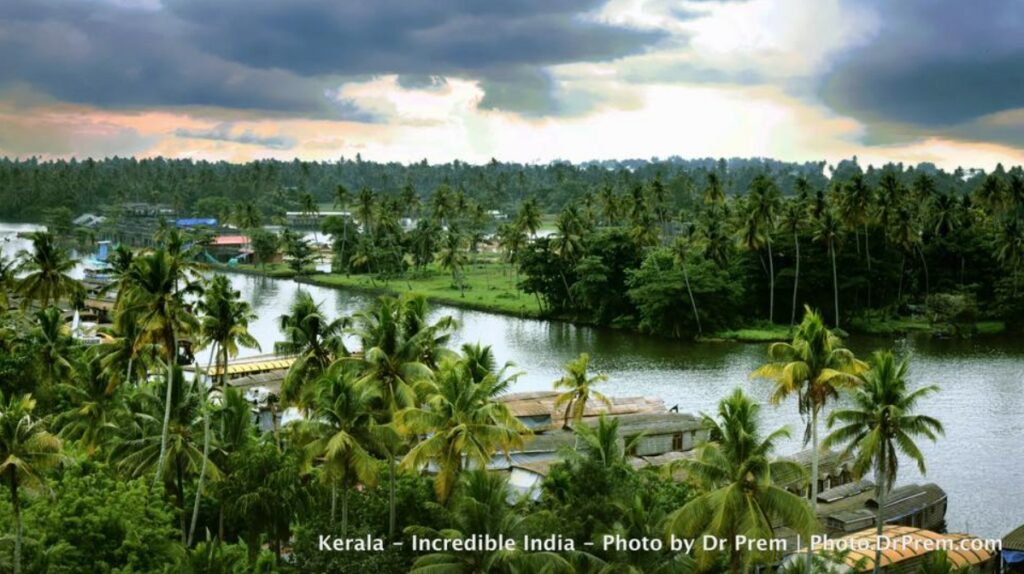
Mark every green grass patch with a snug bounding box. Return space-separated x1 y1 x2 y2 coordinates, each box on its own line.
975 321 1006 335
849 316 1007 336
209 262 298 278
706 324 792 343
307 262 543 317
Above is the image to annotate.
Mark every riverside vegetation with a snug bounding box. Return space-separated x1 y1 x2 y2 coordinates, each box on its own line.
6 156 1024 339
0 230 949 574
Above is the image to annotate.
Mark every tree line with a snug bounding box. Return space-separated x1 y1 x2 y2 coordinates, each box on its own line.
0 231 949 574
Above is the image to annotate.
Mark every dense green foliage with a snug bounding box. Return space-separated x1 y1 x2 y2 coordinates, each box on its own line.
7 156 1024 337
0 230 951 574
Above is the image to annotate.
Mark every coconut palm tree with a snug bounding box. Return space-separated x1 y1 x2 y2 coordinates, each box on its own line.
672 233 703 336
332 184 353 271
398 357 527 503
995 217 1024 296
28 306 78 393
356 186 376 236
275 290 348 407
813 209 844 327
553 352 610 429
552 205 585 305
460 342 519 388
55 359 125 457
16 231 83 309
197 275 260 391
0 392 63 574
824 351 944 574
94 307 153 394
188 275 258 545
751 307 867 574
748 174 781 323
115 367 220 544
517 196 542 238
407 470 572 574
703 172 726 207
120 247 202 485
302 362 380 535
666 389 816 574
0 250 19 310
350 295 448 412
437 227 468 296
781 196 806 326
573 413 640 469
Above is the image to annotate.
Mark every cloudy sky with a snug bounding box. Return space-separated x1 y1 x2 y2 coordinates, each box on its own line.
1 0 1022 169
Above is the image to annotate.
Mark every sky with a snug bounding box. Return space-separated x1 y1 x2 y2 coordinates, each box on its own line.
1 0 1023 170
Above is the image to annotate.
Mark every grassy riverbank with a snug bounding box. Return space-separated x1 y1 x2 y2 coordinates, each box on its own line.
211 262 1008 341
303 261 544 317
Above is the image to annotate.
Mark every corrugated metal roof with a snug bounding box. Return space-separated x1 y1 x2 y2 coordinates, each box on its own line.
818 479 876 503
186 354 297 377
816 526 995 572
570 412 702 435
1002 524 1024 551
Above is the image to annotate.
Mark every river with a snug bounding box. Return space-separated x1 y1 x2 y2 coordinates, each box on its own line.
2 222 1021 538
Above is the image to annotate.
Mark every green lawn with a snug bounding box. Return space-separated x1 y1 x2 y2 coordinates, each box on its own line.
307 261 543 317
213 262 298 278
705 324 793 343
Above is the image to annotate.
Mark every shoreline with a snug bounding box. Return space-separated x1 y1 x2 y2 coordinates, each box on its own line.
211 263 1006 343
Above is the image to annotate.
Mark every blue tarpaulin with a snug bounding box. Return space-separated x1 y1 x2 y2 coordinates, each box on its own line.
1004 550 1024 564
176 218 217 227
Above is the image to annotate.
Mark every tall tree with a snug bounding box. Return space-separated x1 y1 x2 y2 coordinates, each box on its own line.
813 209 844 327
553 352 610 429
120 246 201 485
16 231 83 309
672 234 703 336
751 307 866 574
667 389 816 574
748 174 781 323
398 357 527 503
0 393 62 574
436 227 468 296
275 291 348 407
825 351 944 574
303 362 381 535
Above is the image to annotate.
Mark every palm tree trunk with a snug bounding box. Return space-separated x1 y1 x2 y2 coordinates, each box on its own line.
559 269 574 307
389 456 397 538
767 239 775 323
805 408 820 574
897 255 906 303
864 223 872 307
830 246 840 328
331 483 338 526
155 330 177 486
918 245 930 306
11 474 21 574
341 475 350 538
125 356 134 389
188 398 212 546
342 216 350 276
682 262 702 336
188 345 218 546
177 460 187 545
873 459 887 574
791 233 800 326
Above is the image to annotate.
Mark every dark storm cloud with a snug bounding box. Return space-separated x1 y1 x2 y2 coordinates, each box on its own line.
0 0 661 117
821 1 1024 130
